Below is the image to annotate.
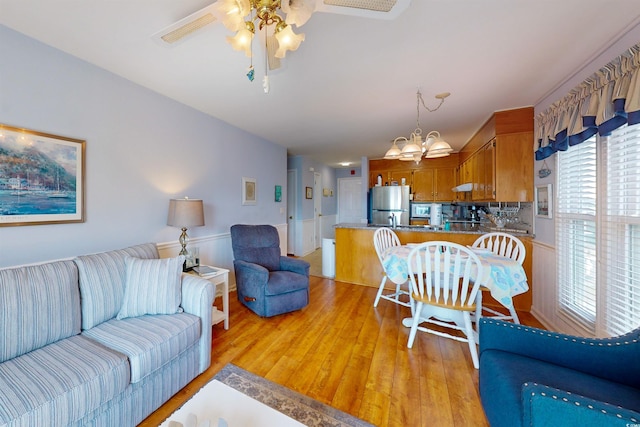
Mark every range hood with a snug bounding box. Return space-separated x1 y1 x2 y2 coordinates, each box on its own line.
452 183 473 192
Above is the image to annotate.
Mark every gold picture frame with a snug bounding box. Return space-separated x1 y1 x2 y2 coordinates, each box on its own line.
0 124 85 226
305 186 313 199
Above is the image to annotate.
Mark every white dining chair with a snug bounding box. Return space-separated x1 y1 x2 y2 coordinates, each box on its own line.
406 241 484 369
373 227 411 308
472 232 526 324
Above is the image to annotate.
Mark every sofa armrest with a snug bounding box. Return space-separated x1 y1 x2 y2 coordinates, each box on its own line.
180 273 215 374
479 319 640 387
522 382 640 426
280 256 310 276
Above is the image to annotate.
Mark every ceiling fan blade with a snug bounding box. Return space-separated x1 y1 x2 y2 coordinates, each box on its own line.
316 0 411 19
152 3 219 47
266 35 282 71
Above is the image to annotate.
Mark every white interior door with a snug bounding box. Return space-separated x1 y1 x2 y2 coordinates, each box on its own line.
338 177 364 223
287 170 296 255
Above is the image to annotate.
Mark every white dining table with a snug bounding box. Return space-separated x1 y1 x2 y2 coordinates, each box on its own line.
381 244 529 313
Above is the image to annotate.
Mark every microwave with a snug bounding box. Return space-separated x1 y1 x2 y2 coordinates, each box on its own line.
410 203 431 218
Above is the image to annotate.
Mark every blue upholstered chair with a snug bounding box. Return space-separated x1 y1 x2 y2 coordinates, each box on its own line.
479 318 640 427
230 224 310 317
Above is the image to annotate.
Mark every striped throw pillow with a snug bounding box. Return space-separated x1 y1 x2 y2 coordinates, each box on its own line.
116 256 185 320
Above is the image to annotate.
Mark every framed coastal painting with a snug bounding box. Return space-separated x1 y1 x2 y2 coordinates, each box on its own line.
535 184 552 218
0 124 85 226
242 177 257 205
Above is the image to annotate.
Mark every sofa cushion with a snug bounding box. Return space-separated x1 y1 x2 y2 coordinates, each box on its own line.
0 260 80 363
0 335 129 426
116 255 185 320
480 349 640 427
82 313 201 383
74 243 159 330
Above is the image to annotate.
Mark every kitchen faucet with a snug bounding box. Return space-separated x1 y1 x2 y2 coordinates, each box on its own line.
388 213 397 228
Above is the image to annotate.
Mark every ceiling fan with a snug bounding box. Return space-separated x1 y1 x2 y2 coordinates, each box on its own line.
152 0 411 60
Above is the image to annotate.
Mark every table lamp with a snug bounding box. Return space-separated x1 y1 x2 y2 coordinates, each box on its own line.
167 198 205 256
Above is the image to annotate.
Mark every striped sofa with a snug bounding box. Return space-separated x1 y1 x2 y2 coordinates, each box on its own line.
0 243 215 427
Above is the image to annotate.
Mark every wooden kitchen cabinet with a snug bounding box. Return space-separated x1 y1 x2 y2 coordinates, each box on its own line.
460 107 533 202
435 168 456 201
412 167 456 201
412 169 433 201
484 139 496 200
370 155 459 201
390 170 412 187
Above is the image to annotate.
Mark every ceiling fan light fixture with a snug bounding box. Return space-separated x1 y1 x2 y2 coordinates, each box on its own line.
281 0 316 26
274 23 305 58
216 0 251 31
227 25 254 57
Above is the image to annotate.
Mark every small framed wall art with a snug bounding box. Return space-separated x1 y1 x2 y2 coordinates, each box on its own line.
535 184 552 218
274 185 282 202
305 186 313 199
242 177 257 205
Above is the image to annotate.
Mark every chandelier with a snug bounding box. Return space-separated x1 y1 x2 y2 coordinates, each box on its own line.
384 90 453 164
215 0 310 92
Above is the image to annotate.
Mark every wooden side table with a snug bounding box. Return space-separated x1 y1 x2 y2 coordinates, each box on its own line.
191 265 229 329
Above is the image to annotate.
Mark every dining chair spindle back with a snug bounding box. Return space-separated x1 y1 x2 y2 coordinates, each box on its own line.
373 227 411 308
472 232 526 323
406 241 484 368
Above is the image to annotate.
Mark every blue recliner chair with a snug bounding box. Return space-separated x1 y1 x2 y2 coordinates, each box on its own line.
479 318 640 427
230 224 310 317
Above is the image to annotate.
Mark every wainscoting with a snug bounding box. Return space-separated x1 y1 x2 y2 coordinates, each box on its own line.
531 240 588 336
157 223 288 295
531 241 556 329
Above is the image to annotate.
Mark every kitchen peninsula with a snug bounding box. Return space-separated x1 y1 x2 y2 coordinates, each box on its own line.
334 223 533 312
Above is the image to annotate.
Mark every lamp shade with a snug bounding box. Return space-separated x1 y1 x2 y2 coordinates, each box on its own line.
167 198 205 228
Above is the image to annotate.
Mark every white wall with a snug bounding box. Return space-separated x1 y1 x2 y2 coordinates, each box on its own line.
0 25 288 268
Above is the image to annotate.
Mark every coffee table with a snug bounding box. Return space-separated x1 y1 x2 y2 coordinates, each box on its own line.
160 380 305 427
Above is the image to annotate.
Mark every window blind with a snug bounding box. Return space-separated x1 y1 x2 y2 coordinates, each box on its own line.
557 123 640 336
602 124 640 335
557 137 597 332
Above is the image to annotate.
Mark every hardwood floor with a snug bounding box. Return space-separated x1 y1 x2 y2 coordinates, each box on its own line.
139 276 544 427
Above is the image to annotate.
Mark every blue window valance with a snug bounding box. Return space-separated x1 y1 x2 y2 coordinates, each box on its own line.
535 43 640 160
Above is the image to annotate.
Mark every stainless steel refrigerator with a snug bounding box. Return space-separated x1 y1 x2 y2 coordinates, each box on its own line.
370 185 410 226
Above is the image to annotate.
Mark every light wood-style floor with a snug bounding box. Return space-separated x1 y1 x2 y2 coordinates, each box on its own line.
139 272 544 427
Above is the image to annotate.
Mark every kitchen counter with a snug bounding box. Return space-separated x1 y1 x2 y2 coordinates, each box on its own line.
334 222 533 312
335 222 532 236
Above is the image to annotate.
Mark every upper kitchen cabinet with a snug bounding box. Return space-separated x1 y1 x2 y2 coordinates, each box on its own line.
459 107 534 202
369 155 459 202
414 168 457 201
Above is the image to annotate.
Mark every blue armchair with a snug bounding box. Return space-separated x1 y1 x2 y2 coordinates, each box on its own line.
479 318 640 427
230 224 310 317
